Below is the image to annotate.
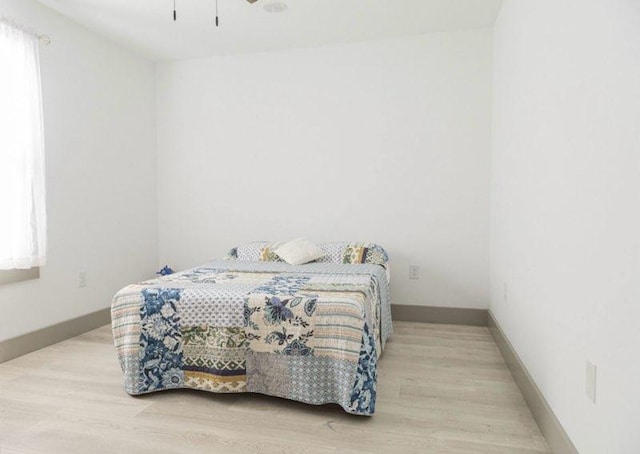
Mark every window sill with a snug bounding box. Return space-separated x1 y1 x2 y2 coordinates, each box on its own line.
0 268 40 285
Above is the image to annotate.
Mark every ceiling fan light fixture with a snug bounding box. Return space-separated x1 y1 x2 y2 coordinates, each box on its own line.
263 2 288 13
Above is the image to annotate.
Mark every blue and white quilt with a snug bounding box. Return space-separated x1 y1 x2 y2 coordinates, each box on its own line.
111 260 392 415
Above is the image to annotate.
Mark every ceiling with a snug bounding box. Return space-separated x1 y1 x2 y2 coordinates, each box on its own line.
36 0 502 61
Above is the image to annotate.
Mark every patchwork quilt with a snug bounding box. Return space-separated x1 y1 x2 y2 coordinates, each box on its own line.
111 260 392 415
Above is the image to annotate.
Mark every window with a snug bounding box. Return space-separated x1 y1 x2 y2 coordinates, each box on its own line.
0 18 46 270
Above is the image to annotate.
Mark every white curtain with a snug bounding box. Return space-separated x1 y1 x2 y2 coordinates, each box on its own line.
0 18 46 270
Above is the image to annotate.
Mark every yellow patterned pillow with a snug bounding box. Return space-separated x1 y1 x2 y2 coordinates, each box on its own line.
260 245 282 262
341 242 389 265
343 244 367 264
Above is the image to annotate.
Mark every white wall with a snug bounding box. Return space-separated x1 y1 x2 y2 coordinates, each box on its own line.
491 1 640 452
156 29 492 309
0 0 157 342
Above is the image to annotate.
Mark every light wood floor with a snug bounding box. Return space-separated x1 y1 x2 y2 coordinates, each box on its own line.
0 322 550 454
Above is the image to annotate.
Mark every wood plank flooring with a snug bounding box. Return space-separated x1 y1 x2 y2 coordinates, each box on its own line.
0 322 550 453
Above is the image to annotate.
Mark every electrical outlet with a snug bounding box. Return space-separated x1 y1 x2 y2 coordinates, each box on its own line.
78 270 87 288
503 283 508 301
409 265 420 280
585 360 597 403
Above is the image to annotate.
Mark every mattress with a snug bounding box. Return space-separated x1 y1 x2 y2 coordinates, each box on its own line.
111 260 392 415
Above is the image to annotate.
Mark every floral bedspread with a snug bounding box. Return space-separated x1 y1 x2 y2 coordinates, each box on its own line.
111 260 392 415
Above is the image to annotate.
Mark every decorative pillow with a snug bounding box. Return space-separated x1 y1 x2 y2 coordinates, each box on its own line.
234 241 267 261
316 242 389 265
259 241 284 262
315 242 345 263
273 238 325 265
234 241 284 262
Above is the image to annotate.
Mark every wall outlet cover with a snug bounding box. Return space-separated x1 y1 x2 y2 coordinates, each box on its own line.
78 271 87 288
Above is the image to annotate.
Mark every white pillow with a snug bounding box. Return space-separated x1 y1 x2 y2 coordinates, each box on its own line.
274 238 325 265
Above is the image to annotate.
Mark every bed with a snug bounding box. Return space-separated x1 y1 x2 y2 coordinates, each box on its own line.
111 241 392 416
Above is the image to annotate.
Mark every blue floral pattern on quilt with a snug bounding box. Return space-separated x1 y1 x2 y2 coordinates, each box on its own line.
139 288 184 392
251 275 311 296
349 323 377 415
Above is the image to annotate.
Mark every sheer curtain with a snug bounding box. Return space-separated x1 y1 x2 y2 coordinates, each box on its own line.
0 18 46 270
